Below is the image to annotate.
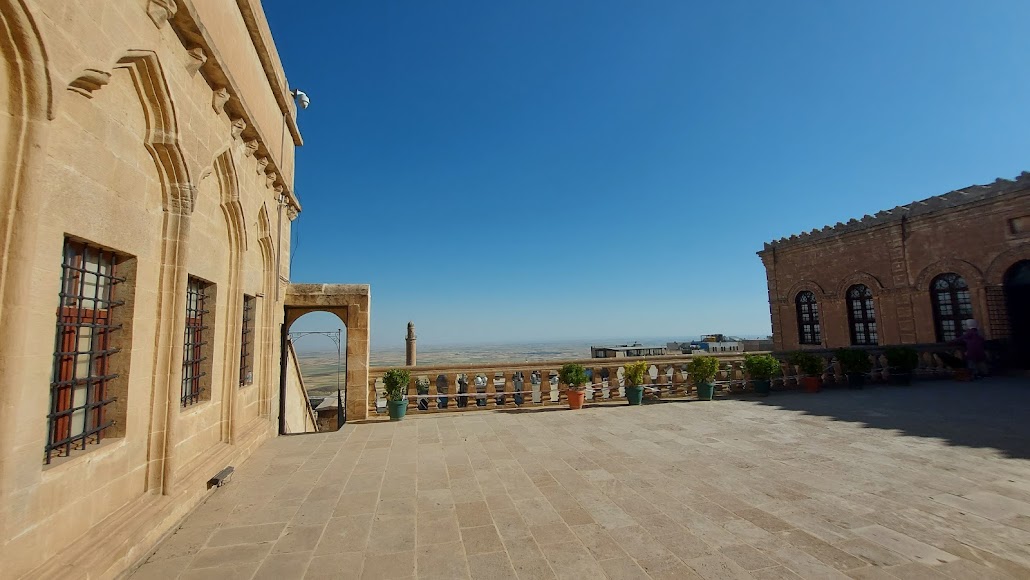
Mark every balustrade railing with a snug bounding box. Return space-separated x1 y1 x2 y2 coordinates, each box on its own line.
366 344 968 417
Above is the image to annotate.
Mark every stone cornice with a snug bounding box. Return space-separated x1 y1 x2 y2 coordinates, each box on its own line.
167 0 301 214
759 172 1030 254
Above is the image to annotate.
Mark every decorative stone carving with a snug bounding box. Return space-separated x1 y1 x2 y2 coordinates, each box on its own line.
147 0 177 28
255 156 268 175
287 204 299 221
169 183 197 215
244 140 259 157
265 171 278 189
231 117 246 140
212 87 229 113
186 47 207 75
68 69 111 98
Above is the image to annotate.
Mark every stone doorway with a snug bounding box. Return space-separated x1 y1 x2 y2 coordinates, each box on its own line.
283 284 371 429
1004 260 1030 367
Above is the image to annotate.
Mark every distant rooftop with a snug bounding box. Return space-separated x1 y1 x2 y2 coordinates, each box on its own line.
760 171 1030 251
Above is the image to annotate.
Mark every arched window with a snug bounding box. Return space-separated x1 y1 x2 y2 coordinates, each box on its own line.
847 284 877 345
931 273 972 342
795 291 821 345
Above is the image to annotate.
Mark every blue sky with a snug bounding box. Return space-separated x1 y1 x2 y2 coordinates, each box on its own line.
266 1 1030 348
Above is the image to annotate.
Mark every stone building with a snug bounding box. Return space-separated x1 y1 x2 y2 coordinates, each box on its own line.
0 1 365 577
758 173 1030 363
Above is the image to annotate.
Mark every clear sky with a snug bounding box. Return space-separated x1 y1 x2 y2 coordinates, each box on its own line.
265 0 1030 348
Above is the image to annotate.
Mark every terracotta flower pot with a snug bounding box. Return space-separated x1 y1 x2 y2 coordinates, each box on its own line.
567 389 585 409
800 376 822 393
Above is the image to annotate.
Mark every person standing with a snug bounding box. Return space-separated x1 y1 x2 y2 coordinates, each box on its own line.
959 320 988 378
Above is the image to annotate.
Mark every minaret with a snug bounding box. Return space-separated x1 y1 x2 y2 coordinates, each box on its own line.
405 321 417 366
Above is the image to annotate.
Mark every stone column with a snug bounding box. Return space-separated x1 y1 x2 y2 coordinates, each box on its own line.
405 321 416 366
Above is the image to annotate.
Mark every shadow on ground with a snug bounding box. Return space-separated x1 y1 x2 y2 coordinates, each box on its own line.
745 376 1030 459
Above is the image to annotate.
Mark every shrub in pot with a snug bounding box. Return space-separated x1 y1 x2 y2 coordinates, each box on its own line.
743 354 780 396
835 348 872 389
559 363 589 409
383 369 411 420
623 361 648 405
787 351 823 393
885 346 918 385
688 356 720 401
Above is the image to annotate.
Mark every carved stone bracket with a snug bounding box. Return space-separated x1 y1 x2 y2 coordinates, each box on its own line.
244 140 259 157
147 0 177 28
68 69 112 98
255 156 268 175
186 47 207 75
231 117 247 140
265 171 278 189
287 204 299 221
212 87 229 113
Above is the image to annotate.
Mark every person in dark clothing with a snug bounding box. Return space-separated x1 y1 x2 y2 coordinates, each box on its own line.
958 320 988 377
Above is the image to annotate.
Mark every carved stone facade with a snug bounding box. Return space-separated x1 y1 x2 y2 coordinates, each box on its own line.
758 174 1030 359
0 1 307 577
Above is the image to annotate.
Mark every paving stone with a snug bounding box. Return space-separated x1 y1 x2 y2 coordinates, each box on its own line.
415 540 469 579
134 386 1030 580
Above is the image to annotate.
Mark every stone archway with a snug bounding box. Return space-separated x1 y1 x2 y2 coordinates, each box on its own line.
1004 260 1030 367
284 284 371 425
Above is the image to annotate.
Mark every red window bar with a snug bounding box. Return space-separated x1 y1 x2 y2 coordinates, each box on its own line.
239 295 255 386
182 277 209 407
47 240 124 464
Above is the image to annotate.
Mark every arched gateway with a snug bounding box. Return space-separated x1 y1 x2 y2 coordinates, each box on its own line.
283 284 371 427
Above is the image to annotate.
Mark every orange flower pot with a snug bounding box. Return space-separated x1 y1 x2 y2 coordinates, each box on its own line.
567 390 585 409
801 376 822 393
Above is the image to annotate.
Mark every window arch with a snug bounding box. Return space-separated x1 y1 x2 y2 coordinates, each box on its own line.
847 284 877 345
795 291 821 345
931 273 972 342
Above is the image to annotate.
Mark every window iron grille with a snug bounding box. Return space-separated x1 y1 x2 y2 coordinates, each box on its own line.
847 284 878 346
795 291 821 345
46 240 125 464
182 277 209 407
240 295 255 386
931 273 972 342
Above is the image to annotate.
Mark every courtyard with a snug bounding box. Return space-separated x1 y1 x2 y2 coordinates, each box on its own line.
131 378 1030 580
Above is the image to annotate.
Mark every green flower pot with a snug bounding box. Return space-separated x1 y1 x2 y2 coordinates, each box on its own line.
753 379 771 396
625 385 644 405
697 382 715 401
387 399 408 421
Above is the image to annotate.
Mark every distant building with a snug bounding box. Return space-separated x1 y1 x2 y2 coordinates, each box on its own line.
590 342 667 358
668 334 743 354
758 173 1030 363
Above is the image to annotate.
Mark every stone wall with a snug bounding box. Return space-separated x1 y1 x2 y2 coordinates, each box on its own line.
0 1 301 577
759 176 1030 351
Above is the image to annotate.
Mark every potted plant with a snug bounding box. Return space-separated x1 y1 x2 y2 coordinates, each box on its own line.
787 351 823 393
885 346 919 385
415 377 431 410
559 363 589 409
383 369 411 421
623 361 648 405
835 348 872 389
688 355 720 401
743 353 780 397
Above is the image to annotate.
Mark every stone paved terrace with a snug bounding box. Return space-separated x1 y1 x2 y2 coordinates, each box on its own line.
131 378 1030 580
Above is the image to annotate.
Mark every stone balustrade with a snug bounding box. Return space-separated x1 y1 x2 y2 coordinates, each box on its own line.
366 344 968 417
